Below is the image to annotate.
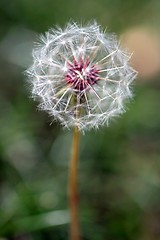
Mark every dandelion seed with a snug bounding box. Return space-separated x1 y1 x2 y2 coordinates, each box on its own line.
26 22 137 131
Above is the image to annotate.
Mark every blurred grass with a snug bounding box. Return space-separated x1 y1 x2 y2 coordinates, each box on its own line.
0 0 160 239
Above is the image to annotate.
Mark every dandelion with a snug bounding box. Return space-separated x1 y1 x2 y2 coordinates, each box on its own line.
26 22 137 132
26 22 137 240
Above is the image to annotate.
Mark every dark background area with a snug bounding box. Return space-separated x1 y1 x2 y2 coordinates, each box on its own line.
0 0 160 239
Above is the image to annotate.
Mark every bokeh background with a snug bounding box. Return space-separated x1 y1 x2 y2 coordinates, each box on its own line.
1 0 160 239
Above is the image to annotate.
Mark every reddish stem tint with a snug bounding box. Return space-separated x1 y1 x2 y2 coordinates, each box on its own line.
68 126 81 240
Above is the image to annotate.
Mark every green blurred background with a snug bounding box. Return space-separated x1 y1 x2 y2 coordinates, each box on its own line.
0 0 160 239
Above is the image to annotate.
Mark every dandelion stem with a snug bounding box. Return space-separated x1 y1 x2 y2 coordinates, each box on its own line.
68 126 81 240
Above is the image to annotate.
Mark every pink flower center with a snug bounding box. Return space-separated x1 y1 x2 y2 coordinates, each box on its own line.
65 58 100 93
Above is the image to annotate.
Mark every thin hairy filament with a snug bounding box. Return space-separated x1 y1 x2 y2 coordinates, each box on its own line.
99 66 124 72
68 126 81 240
95 49 118 65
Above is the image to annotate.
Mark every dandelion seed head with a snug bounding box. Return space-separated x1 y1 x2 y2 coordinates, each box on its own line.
26 22 137 131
